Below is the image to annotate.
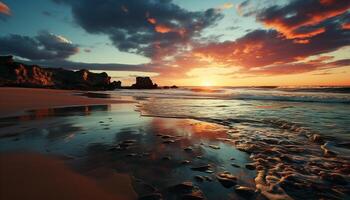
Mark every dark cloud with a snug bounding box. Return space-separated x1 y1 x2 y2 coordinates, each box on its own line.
252 58 350 75
195 24 350 69
19 59 158 73
0 31 79 60
256 0 350 39
53 0 223 60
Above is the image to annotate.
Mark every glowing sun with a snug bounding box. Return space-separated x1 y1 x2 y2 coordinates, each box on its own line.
201 80 213 87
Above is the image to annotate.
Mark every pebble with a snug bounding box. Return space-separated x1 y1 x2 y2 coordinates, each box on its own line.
191 164 212 172
235 185 256 198
216 172 237 188
209 145 220 149
231 163 240 168
184 147 193 152
181 160 191 164
162 140 175 144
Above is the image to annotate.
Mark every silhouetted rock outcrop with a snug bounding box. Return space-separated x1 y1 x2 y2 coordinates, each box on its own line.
0 55 122 90
131 77 158 89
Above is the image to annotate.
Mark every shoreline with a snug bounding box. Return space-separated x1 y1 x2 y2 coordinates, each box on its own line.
0 87 131 118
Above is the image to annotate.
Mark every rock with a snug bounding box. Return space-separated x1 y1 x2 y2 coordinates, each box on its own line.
171 182 194 193
216 172 237 188
231 164 240 168
162 156 171 160
204 176 213 181
182 190 204 200
235 185 256 198
310 134 324 144
194 175 205 182
161 135 172 139
209 145 220 150
184 147 193 152
162 140 175 144
126 153 137 157
191 164 212 172
0 56 122 90
181 160 191 164
131 77 158 89
138 193 163 200
245 164 256 170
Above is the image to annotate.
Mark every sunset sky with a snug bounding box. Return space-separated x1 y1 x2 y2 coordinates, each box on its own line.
1 0 349 86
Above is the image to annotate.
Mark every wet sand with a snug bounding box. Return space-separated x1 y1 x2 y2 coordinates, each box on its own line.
0 153 136 200
0 87 130 117
0 88 349 199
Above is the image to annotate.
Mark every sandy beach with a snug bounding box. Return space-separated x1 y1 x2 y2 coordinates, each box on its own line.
0 87 130 117
0 87 349 200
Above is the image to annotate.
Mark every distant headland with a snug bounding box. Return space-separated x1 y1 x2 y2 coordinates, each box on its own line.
0 55 177 90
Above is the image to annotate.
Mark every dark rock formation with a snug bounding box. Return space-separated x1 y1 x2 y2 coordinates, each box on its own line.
0 55 122 90
131 77 158 89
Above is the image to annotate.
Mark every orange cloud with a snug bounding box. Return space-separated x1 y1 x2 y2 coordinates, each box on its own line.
155 24 172 33
342 22 350 30
258 0 350 39
147 17 156 24
217 2 234 11
0 1 10 15
293 39 310 44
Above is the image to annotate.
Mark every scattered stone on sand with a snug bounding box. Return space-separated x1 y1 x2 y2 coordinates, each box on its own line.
235 185 256 198
310 134 324 144
321 143 337 157
182 189 205 200
181 160 191 164
138 193 163 200
194 175 205 182
162 156 171 160
171 182 194 193
161 135 173 139
216 172 237 188
126 153 137 157
191 164 212 172
245 163 256 170
231 163 240 168
205 176 213 181
184 146 193 152
162 140 175 144
209 145 220 150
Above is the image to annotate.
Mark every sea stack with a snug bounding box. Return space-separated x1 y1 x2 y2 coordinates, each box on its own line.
131 77 158 89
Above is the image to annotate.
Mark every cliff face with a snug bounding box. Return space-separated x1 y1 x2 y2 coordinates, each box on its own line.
0 56 121 90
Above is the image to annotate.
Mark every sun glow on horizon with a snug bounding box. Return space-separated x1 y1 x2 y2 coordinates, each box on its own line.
201 80 214 87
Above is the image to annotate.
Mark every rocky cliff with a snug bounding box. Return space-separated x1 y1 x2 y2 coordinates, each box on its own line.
0 55 121 90
130 77 158 89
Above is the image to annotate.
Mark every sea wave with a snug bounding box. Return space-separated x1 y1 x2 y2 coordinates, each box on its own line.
114 87 350 104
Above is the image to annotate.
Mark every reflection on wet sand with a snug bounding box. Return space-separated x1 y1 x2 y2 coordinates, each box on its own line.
1 103 349 199
0 105 256 199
